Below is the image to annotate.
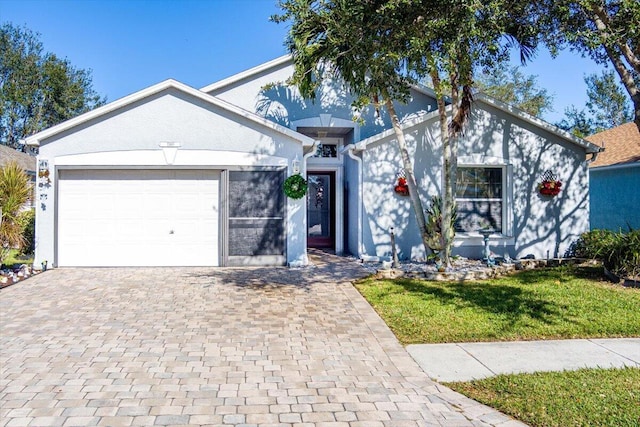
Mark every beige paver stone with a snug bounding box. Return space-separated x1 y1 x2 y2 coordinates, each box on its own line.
222 413 246 424
4 418 33 427
301 411 335 423
238 404 270 414
130 415 156 425
153 414 190 425
62 416 100 426
27 416 68 426
245 413 281 424
187 414 224 424
94 406 119 417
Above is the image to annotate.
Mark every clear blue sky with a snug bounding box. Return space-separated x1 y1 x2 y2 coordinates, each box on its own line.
1 0 606 124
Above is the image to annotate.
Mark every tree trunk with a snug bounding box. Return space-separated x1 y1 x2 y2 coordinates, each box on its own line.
384 97 432 258
604 44 640 132
430 70 454 268
588 3 640 132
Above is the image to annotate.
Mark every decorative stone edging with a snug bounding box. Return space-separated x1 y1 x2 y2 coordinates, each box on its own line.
0 265 43 289
375 258 598 281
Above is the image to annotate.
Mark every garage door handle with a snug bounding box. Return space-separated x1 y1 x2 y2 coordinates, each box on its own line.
169 230 174 234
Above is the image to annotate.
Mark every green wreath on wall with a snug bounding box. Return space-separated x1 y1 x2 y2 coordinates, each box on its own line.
283 174 308 199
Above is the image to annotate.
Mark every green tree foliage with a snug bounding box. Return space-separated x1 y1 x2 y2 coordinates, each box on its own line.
273 0 537 267
0 23 105 150
475 64 554 117
0 161 31 264
558 70 633 137
538 0 640 132
558 106 596 138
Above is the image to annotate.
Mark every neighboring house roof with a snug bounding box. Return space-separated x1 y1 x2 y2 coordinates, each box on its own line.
24 79 316 147
0 145 36 174
585 122 640 168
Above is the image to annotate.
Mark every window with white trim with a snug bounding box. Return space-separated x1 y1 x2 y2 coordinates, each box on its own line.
455 167 503 232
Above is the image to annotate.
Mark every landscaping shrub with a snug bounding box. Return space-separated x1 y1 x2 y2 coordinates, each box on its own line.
18 209 35 255
0 161 31 264
573 229 640 279
424 195 457 255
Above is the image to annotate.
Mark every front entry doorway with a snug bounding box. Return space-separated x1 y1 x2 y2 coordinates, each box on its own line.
307 172 335 248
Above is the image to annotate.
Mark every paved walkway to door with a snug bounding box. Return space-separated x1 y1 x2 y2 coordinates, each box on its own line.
0 253 525 427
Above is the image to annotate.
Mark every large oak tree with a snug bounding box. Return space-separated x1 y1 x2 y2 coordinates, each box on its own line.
273 0 537 267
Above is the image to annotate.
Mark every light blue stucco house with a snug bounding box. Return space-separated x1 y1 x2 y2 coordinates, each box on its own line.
25 56 602 267
586 122 640 231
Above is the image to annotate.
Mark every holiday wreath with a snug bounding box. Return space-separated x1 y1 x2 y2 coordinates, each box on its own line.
283 174 308 199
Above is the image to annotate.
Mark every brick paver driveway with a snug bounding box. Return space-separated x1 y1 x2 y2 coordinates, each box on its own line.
1 255 524 427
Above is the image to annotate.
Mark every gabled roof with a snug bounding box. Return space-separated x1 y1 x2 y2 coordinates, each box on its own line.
202 54 441 100
201 55 293 94
476 94 602 154
0 145 36 173
24 78 315 147
357 93 603 154
201 56 601 155
585 122 640 168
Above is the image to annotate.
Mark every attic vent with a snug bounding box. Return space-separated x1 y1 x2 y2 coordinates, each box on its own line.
159 142 181 165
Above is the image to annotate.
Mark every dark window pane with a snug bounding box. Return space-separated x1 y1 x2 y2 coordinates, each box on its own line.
455 166 503 232
490 183 502 198
315 144 338 158
228 170 285 256
228 219 285 256
229 171 284 218
455 201 503 232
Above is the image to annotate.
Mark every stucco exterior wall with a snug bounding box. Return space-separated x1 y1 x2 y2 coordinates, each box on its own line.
344 151 362 257
590 164 640 231
361 101 591 261
35 89 307 267
210 62 438 140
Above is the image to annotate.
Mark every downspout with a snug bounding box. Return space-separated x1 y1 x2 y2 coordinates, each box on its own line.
302 140 319 181
343 144 364 258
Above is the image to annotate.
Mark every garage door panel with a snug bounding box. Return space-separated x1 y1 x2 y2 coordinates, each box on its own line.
58 169 220 267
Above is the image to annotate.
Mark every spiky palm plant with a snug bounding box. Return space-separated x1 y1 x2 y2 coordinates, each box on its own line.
424 195 457 258
0 161 31 264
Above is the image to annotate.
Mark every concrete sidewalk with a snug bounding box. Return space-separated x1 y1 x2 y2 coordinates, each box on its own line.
407 338 640 382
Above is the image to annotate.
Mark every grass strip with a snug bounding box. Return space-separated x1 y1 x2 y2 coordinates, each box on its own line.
355 266 640 344
445 367 640 427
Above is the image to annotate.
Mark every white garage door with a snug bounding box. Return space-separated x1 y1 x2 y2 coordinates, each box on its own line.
57 169 220 267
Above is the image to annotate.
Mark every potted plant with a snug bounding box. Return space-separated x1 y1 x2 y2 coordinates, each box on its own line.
394 176 409 196
538 171 562 197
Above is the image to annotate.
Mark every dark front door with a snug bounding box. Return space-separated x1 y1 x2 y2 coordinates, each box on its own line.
307 172 335 248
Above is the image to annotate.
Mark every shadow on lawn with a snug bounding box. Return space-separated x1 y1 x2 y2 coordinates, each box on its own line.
506 265 605 285
393 278 563 325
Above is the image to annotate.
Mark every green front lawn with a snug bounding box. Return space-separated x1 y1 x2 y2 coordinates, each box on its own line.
446 367 640 427
355 266 640 344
